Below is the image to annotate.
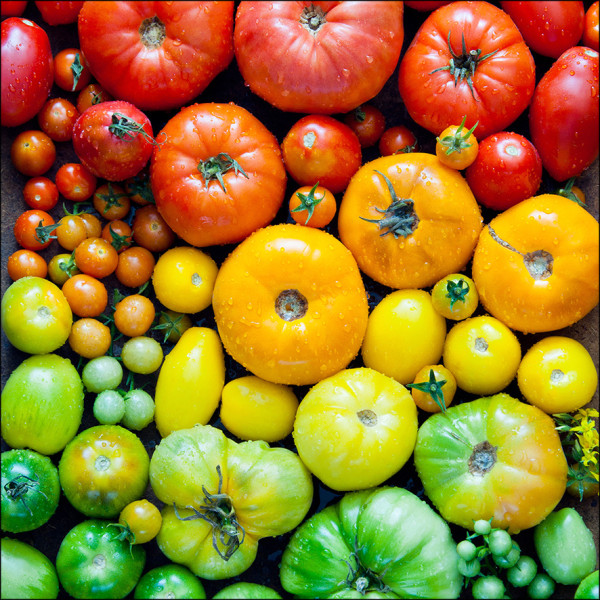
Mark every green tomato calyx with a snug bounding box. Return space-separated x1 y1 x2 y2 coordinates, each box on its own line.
291 182 324 224
197 152 249 194
342 541 390 595
407 369 448 413
445 278 470 309
436 115 478 155
109 113 163 147
468 441 498 476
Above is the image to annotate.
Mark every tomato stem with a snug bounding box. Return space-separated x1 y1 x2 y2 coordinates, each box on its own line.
108 113 163 147
34 220 59 244
342 539 391 594
300 4 327 34
197 152 249 193
407 369 447 413
70 52 84 92
291 182 324 224
436 115 478 155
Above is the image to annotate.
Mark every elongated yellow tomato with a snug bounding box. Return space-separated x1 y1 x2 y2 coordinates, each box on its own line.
338 153 483 289
213 223 369 385
154 327 225 437
293 368 418 491
472 194 599 333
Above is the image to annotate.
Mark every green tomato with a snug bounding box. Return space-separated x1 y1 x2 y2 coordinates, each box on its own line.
56 519 145 599
471 575 505 599
93 390 126 425
1 354 84 455
121 336 163 374
279 486 463 599
82 356 123 393
1 449 60 533
506 555 537 587
456 540 478 562
527 573 556 599
533 508 596 585
1 537 59 599
213 582 283 599
487 529 512 557
122 389 155 431
575 570 599 600
492 541 520 569
133 564 206 599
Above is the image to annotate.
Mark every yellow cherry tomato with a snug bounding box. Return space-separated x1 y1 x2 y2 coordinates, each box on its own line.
431 273 479 320
443 315 522 396
220 376 299 442
119 499 162 544
408 364 457 413
517 336 598 414
435 116 479 170
361 289 446 385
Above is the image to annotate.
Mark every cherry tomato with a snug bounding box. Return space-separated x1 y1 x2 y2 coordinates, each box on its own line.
74 237 119 279
378 125 419 156
76 82 113 114
68 317 112 359
14 209 57 251
53 47 91 92
123 168 154 206
7 249 48 281
584 1 600 51
118 499 162 545
55 162 97 201
121 336 163 375
407 364 457 413
22 176 59 211
131 204 176 253
92 182 131 220
289 183 337 228
78 211 102 238
101 220 133 253
342 104 386 148
431 273 479 320
113 294 156 338
10 130 56 176
61 273 108 318
435 116 479 170
55 214 88 251
37 97 79 142
114 246 155 289
34 1 84 25
48 253 80 286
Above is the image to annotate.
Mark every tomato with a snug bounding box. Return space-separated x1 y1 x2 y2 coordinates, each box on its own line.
151 102 287 247
280 487 462 599
61 273 108 317
118 499 162 545
1 17 53 127
121 336 163 375
1 1 27 17
149 423 313 579
76 82 114 114
289 183 337 228
121 388 155 431
378 125 419 156
398 1 536 138
115 245 155 288
1 449 60 533
281 115 362 194
123 168 154 206
517 336 598 414
7 249 47 280
500 1 585 58
342 104 386 148
431 273 479 320
13 208 56 251
414 393 568 533
58 425 149 518
361 289 447 386
584 1 600 51
73 100 156 181
575 571 600 600
155 310 192 344
22 176 59 210
78 1 234 111
93 182 131 220
56 519 146 599
293 367 418 491
534 508 597 585
408 364 457 413
55 162 97 201
131 204 176 253
154 327 225 437
152 246 218 314
1 353 84 455
101 219 133 252
55 213 88 251
1 276 72 354
465 131 543 211
74 236 119 279
68 317 112 358
220 376 299 443
47 252 80 286
134 564 206 600
114 294 155 337
213 582 281 599
338 153 483 289
82 355 123 394
37 96 79 142
435 116 479 170
53 47 92 92
213 224 369 386
472 194 599 333
1 538 59 600
234 1 404 113
10 129 56 176
34 1 84 25
529 46 599 181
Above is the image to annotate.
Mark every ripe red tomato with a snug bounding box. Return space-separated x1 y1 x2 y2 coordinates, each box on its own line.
34 1 84 25
342 104 386 148
14 209 57 251
74 237 119 279
398 1 536 138
37 97 80 142
23 176 59 211
61 274 108 318
1 1 27 18
76 83 113 114
53 48 92 92
7 249 48 281
131 204 176 253
55 162 97 201
529 46 599 181
465 132 543 211
10 130 56 177
1 17 53 127
584 1 600 51
500 1 585 58
234 1 404 114
77 1 234 111
378 125 419 156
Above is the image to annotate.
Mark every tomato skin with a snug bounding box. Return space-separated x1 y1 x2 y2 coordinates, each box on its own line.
584 1 600 51
342 104 386 148
500 1 585 58
131 204 176 252
14 208 56 251
575 571 600 600
78 1 234 111
74 236 119 279
22 176 59 210
529 46 599 181
398 1 536 138
11 129 56 177
234 1 404 114
213 582 280 599
151 102 287 247
35 1 84 25
289 184 337 228
61 273 108 318
118 499 162 545
414 393 568 533
55 162 97 201
134 564 207 600
378 124 419 156
435 119 479 170
37 97 80 142
1 1 27 17
1 17 53 127
115 245 155 288
7 249 47 280
53 47 92 92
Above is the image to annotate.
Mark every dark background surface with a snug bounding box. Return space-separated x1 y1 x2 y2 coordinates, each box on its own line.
1 1 598 598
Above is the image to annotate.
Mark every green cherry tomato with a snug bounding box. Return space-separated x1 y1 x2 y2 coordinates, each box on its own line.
456 539 478 562
575 570 600 600
492 541 521 569
213 582 283 599
473 519 492 535
487 529 512 557
121 336 163 374
93 390 126 425
82 355 123 393
506 555 537 587
121 388 155 431
471 575 505 600
527 573 556 599
458 557 481 578
134 564 206 599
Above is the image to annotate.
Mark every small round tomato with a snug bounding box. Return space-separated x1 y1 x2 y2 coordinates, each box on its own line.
436 116 479 170
155 310 192 345
293 367 418 491
74 236 119 279
53 47 91 92
342 104 386 148
378 125 419 156
289 183 337 228
47 253 80 286
55 213 88 251
1 276 72 354
61 273 108 318
407 364 457 413
443 315 522 396
118 499 162 545
81 355 123 394
68 317 112 359
22 176 58 211
465 132 543 211
132 204 176 252
14 209 56 251
517 336 598 413
134 564 206 600
55 162 97 201
10 130 56 176
78 211 102 238
37 97 79 142
121 389 155 431
113 294 156 337
121 336 163 375
152 246 218 314
220 376 299 443
123 168 154 206
115 246 155 288
361 289 447 385
281 114 362 194
76 82 114 114
92 182 131 220
101 220 133 253
58 425 149 518
584 1 599 51
431 273 479 320
7 249 47 280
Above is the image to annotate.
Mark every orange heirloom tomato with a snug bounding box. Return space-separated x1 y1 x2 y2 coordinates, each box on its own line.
338 153 483 289
472 194 599 333
213 223 369 386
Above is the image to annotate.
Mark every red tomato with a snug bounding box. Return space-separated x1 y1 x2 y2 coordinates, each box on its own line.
1 2 27 18
500 1 585 58
234 1 404 113
77 1 234 111
34 1 83 24
465 132 543 211
584 1 600 52
23 176 59 211
342 104 386 148
378 125 419 156
10 130 56 176
7 249 48 281
529 46 599 181
76 83 113 114
53 48 92 92
398 1 536 138
281 115 362 194
1 17 53 127
14 209 57 251
55 162 97 201
151 102 287 247
37 97 80 142
72 100 155 182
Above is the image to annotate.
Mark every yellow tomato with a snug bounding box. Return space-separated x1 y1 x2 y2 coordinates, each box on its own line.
152 246 218 314
361 289 446 385
119 499 162 545
408 364 457 413
293 367 418 492
220 376 299 442
154 327 225 437
517 336 598 414
443 315 522 396
431 273 479 320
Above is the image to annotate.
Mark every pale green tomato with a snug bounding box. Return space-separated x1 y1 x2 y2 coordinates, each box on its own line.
121 337 163 374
